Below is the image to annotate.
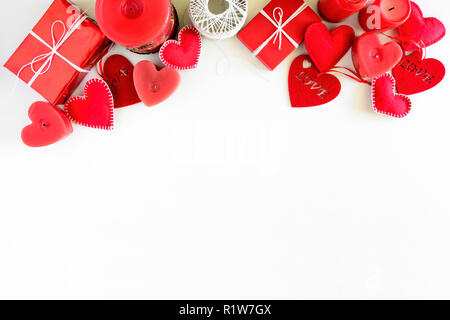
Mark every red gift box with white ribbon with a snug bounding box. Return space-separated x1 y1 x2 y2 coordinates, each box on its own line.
238 0 321 70
4 0 111 105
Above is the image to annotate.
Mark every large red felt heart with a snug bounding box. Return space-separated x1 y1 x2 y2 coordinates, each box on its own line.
64 79 114 130
305 22 355 73
352 32 403 79
372 73 412 118
22 102 73 147
392 51 446 95
133 61 180 107
103 55 141 108
289 55 341 108
159 26 202 70
398 2 446 52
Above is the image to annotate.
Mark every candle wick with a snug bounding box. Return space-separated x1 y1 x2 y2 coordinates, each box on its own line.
389 7 395 11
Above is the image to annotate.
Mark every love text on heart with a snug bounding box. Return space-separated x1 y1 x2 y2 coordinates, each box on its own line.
398 58 434 84
295 72 329 99
108 66 131 94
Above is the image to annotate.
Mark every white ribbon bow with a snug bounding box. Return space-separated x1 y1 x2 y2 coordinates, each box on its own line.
253 3 308 55
16 14 89 88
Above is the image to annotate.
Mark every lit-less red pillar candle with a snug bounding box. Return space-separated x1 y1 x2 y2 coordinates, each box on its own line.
359 0 411 32
318 0 369 23
95 0 178 54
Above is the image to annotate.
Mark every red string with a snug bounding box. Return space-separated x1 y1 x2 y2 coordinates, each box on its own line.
96 42 115 79
379 32 426 59
319 67 371 85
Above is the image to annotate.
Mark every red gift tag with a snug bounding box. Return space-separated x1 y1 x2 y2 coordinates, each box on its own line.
392 51 445 95
289 55 341 108
102 55 141 108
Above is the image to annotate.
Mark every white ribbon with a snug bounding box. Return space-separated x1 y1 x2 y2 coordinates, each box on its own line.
253 3 308 55
16 14 89 88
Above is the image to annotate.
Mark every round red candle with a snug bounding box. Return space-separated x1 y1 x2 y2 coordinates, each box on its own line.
318 0 369 23
95 0 178 54
359 0 411 32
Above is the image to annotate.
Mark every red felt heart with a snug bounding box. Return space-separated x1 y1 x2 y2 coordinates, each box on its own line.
352 32 403 79
392 51 446 95
305 22 355 73
372 73 412 118
64 79 114 130
133 61 180 107
159 26 202 70
22 102 73 147
398 1 446 52
103 55 141 108
289 55 341 108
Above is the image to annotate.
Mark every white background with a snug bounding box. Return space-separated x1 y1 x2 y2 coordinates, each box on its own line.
1 0 449 299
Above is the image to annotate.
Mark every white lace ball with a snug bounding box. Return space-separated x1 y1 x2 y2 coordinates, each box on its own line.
189 0 248 40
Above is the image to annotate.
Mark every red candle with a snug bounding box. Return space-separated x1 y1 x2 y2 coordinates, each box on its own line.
95 0 178 54
318 0 369 23
359 0 411 32
352 32 403 79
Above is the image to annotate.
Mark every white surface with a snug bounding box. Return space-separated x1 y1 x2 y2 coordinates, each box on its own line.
1 0 450 299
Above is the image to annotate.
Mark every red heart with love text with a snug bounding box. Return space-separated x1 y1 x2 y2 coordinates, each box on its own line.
102 55 141 108
392 51 445 95
159 26 202 70
398 1 446 51
64 79 114 130
371 73 412 118
305 22 355 73
22 102 73 147
289 55 341 108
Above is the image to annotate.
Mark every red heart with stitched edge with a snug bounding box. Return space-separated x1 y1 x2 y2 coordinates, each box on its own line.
305 22 355 73
392 51 446 95
133 61 180 107
65 79 114 130
159 26 202 70
371 73 412 118
352 32 403 79
22 102 73 147
398 1 446 52
289 55 341 108
103 55 141 108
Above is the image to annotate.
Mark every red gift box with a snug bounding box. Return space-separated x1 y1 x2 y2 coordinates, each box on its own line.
237 0 321 70
4 0 111 105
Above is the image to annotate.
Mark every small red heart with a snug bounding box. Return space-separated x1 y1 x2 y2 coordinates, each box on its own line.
103 55 141 108
22 102 73 147
398 1 446 52
372 73 412 118
159 26 202 70
352 32 403 79
289 55 341 108
133 61 180 107
305 22 355 73
65 79 114 130
392 51 445 95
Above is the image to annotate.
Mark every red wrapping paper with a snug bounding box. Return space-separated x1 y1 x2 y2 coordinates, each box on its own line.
237 0 321 70
4 0 111 105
